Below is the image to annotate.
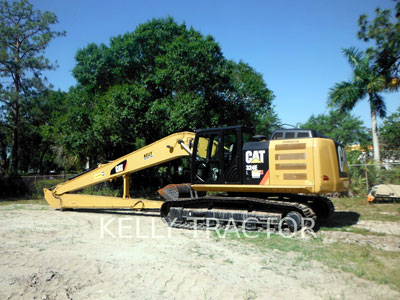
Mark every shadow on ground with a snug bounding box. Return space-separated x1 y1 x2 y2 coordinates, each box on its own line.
319 211 360 228
71 208 361 233
68 208 160 218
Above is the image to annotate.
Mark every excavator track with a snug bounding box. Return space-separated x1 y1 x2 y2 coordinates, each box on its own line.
160 195 319 232
290 194 335 219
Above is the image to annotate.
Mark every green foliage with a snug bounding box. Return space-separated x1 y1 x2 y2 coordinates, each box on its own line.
346 148 400 196
299 110 369 145
227 61 279 136
91 83 151 160
328 48 386 118
1 89 67 175
0 175 29 197
0 0 65 81
55 87 98 169
0 0 65 172
19 90 69 173
0 176 65 198
62 17 276 168
380 106 400 159
328 47 387 163
82 184 120 198
358 0 400 89
1 15 277 178
377 165 400 185
332 196 400 222
29 178 64 198
219 232 400 292
346 150 369 195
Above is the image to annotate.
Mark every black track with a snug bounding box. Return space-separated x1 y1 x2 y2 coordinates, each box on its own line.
160 194 334 231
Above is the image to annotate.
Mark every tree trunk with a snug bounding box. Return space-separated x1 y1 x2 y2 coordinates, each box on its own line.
369 96 380 165
11 75 20 173
0 136 9 174
39 144 49 175
11 39 21 174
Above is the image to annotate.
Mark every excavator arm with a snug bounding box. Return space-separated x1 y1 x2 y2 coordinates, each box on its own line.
44 131 196 210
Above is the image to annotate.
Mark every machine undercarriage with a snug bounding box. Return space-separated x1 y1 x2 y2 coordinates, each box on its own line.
159 184 334 231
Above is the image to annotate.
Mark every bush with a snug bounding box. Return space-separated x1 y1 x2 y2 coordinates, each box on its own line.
0 175 30 198
31 179 65 198
348 163 400 196
346 150 400 196
0 176 66 199
378 165 400 185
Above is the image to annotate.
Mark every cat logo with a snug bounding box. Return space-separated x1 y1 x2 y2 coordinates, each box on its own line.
114 163 124 173
245 150 265 164
110 160 127 175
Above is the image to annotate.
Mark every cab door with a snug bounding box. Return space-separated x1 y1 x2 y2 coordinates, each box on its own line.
192 132 222 183
191 127 243 184
221 129 241 183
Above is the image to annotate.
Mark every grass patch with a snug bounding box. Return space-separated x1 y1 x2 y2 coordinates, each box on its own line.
218 231 400 292
0 204 49 210
0 198 47 206
332 197 400 222
319 226 386 236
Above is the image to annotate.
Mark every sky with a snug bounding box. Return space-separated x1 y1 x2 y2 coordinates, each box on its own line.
30 0 399 128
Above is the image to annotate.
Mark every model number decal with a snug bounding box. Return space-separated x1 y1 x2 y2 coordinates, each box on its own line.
246 165 258 171
144 152 153 160
94 171 105 179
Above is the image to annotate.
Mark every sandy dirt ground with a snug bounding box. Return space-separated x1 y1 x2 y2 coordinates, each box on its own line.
0 204 399 300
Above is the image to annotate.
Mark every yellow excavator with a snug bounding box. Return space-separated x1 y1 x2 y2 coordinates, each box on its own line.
44 126 349 229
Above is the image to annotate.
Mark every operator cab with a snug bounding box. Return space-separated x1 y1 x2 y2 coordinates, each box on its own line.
191 126 348 185
191 126 252 184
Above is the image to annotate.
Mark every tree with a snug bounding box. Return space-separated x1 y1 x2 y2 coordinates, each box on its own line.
380 106 400 160
0 0 65 172
55 87 97 169
92 83 151 160
358 0 400 89
226 61 278 136
328 47 386 163
27 90 68 174
67 17 276 166
0 124 9 174
299 110 369 146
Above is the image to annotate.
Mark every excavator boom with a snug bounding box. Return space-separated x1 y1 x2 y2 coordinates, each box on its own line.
44 131 195 209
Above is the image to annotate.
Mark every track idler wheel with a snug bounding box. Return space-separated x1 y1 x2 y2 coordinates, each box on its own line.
284 211 304 231
158 183 205 201
306 196 335 219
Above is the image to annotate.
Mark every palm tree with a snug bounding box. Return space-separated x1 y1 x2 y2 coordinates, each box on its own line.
328 47 387 163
